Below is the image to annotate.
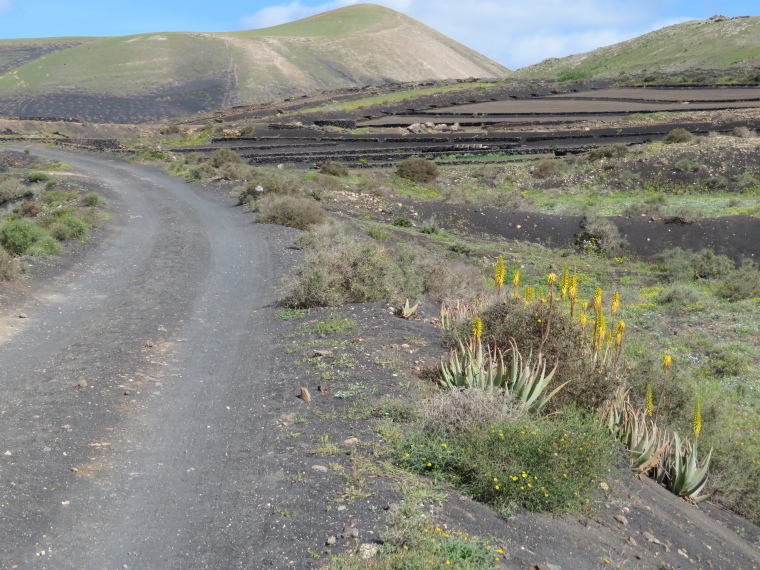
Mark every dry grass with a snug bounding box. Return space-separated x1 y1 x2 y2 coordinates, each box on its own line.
418 388 525 435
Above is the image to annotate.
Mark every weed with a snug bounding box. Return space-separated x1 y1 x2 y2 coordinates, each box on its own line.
396 157 439 183
315 434 340 456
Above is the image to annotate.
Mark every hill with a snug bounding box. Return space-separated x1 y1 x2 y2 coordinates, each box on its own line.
0 4 510 123
516 14 760 80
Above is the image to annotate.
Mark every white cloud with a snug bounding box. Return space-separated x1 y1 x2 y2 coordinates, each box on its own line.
0 0 12 13
237 0 694 69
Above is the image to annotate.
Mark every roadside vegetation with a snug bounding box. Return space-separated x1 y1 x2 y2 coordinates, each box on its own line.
114 116 760 565
0 152 104 281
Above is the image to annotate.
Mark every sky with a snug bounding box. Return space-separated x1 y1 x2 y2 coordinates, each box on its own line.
0 1 757 69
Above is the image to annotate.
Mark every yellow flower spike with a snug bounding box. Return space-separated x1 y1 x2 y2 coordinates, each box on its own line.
581 300 589 313
593 287 603 313
579 313 587 330
559 264 569 299
512 269 520 297
614 321 625 348
494 256 505 296
610 291 620 318
693 396 702 437
644 384 653 417
547 272 557 288
663 353 672 373
471 317 482 342
524 286 535 304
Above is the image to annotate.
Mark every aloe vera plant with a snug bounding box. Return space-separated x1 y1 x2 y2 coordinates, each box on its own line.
439 339 566 413
655 432 713 501
621 408 669 475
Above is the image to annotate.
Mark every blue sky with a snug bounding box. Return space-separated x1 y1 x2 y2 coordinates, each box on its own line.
0 1 757 69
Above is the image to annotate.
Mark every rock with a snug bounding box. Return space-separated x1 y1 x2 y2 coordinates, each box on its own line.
614 515 628 526
343 437 360 446
599 481 609 491
337 505 347 511
3 451 11 456
77 379 88 388
145 340 155 347
311 464 328 473
326 536 337 546
312 350 332 358
18 313 27 319
342 526 359 539
359 543 379 559
299 387 311 402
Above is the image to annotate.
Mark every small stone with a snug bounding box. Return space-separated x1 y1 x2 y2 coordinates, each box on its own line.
326 536 336 546
614 515 628 526
599 482 609 491
18 313 28 319
312 350 332 358
299 387 311 402
145 340 155 347
627 537 637 546
359 543 379 559
123 391 131 396
77 379 88 388
342 526 359 539
71 467 78 473
3 451 11 456
343 437 360 446
337 505 347 511
311 465 328 473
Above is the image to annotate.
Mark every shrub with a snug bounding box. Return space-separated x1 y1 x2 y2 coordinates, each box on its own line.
188 163 217 180
532 159 565 179
40 189 74 205
217 162 248 181
655 282 704 306
210 148 242 168
256 194 325 230
587 144 628 161
672 157 701 172
576 215 626 253
621 195 667 217
0 246 18 281
396 157 439 183
391 217 412 227
81 192 101 207
319 161 348 177
396 411 618 514
477 298 621 410
705 175 729 190
0 218 59 255
159 124 181 135
16 201 41 217
236 169 303 205
27 172 49 183
50 216 89 241
0 178 26 204
655 248 735 282
707 343 751 377
716 261 760 301
417 388 524 436
663 128 694 144
730 126 755 138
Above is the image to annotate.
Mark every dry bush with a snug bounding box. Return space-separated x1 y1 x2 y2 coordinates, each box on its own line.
0 246 18 281
663 128 694 144
577 215 626 253
409 255 485 304
218 162 249 180
396 157 439 183
256 194 325 230
531 159 565 179
479 189 536 211
587 144 629 161
418 388 525 435
730 126 755 138
319 161 348 176
358 176 393 197
237 169 304 205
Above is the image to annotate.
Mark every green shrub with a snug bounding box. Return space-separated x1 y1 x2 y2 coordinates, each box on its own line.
655 282 704 306
0 178 27 204
705 175 729 190
256 194 325 230
218 162 248 180
40 189 77 205
210 148 243 168
707 343 752 377
672 157 701 172
663 128 694 144
188 163 217 180
159 124 181 135
0 246 18 281
396 157 439 183
621 196 667 217
365 227 388 241
50 216 89 241
655 248 735 282
27 172 49 183
391 217 412 227
319 161 348 177
396 410 617 514
532 159 565 179
716 261 760 301
82 192 101 207
0 218 59 255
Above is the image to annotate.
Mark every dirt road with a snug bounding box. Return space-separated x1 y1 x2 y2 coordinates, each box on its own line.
0 148 299 568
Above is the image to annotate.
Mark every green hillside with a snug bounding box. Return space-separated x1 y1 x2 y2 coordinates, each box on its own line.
0 4 510 112
517 15 760 79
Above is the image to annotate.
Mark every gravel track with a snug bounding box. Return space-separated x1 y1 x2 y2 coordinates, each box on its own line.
0 148 299 568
